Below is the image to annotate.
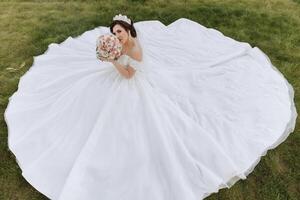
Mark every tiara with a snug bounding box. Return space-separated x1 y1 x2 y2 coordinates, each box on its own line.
113 14 131 24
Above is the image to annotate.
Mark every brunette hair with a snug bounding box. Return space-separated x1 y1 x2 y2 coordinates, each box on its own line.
109 19 137 38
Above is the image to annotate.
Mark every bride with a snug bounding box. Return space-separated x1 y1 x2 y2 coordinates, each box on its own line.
100 15 142 79
4 14 297 200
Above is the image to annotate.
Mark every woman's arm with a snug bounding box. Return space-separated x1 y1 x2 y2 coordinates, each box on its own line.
111 60 136 79
111 46 142 79
100 44 142 79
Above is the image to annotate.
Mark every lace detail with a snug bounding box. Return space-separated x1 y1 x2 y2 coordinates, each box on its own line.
116 54 129 66
117 54 142 70
127 56 142 70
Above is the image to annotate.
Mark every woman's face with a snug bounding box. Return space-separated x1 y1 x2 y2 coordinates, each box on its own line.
112 24 129 45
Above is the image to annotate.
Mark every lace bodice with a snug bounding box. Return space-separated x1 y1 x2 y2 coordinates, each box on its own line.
117 54 142 70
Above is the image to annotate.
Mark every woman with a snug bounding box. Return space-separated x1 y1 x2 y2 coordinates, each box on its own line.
4 14 297 200
100 16 142 79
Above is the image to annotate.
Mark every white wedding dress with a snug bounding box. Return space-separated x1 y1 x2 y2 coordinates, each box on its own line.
4 18 297 200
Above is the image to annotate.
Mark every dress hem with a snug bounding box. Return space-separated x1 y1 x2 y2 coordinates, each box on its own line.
200 46 298 199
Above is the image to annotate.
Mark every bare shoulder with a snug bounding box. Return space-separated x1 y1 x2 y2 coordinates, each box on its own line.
129 39 143 62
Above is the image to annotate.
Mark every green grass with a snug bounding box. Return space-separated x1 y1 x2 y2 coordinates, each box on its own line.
0 0 299 199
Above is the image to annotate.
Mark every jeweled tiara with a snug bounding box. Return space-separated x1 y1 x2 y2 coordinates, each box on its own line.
113 14 131 24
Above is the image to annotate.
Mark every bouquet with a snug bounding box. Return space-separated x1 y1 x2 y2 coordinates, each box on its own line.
96 34 122 61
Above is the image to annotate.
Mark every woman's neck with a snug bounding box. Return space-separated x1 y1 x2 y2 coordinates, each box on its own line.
123 38 135 54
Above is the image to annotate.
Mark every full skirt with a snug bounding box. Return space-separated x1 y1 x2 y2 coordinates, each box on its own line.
4 18 297 200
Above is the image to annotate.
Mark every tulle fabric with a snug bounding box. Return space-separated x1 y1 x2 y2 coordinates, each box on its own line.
4 18 297 200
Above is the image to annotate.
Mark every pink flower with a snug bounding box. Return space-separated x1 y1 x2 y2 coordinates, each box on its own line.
96 34 122 60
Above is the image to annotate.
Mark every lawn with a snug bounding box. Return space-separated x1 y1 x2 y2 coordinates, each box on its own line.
0 0 299 199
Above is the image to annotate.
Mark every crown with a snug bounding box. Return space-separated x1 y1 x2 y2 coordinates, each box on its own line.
113 14 131 24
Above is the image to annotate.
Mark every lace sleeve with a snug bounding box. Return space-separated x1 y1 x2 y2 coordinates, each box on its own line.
128 56 142 70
